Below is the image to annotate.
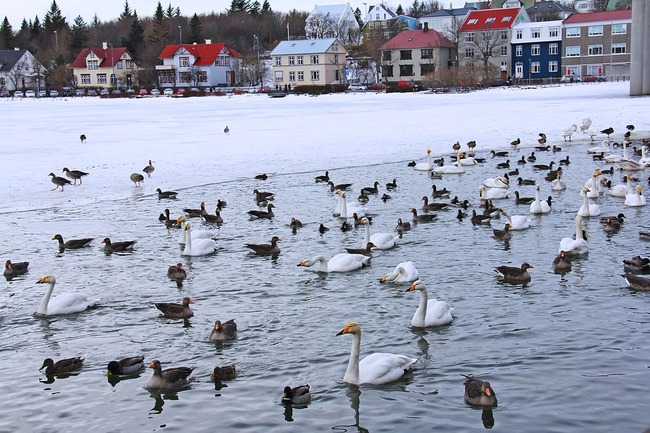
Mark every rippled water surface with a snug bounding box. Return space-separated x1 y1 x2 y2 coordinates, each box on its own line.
2 96 650 433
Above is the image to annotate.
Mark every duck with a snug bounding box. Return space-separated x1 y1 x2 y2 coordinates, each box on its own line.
457 209 468 220
181 223 216 256
406 280 453 327
248 203 275 219
146 360 193 390
4 260 29 279
254 173 268 180
319 223 329 234
517 156 527 165
622 273 650 291
600 213 626 225
346 242 375 257
432 152 465 174
517 177 536 186
562 124 577 142
600 127 614 138
551 170 567 191
395 218 411 232
49 172 72 191
625 185 646 207
510 137 520 147
130 173 144 187
51 234 93 253
496 159 510 169
603 217 621 233
471 210 491 225
559 214 588 256
577 188 601 217
479 185 509 200
167 263 187 281
462 375 498 407
552 250 572 272
80 133 87 142
315 171 330 182
102 237 136 253
289 218 303 230
62 167 89 185
492 223 511 240
202 208 224 224
411 208 437 222
211 365 237 382
559 155 570 165
298 254 370 273
421 196 448 211
623 256 650 273
431 184 451 198
155 188 178 199
494 263 534 283
35 275 98 316
282 385 311 405
209 319 237 341
336 322 416 385
381 193 391 202
183 202 207 218
361 181 380 195
359 217 396 250
40 357 84 375
106 356 145 376
483 176 509 189
500 208 531 230
514 191 534 205
529 185 551 214
413 149 433 171
533 161 555 171
380 261 419 283
245 236 281 255
143 160 155 177
155 296 194 319
527 152 537 162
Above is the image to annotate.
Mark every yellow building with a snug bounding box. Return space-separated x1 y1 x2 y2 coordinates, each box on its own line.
71 43 139 90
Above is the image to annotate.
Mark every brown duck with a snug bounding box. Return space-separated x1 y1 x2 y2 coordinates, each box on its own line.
494 263 533 282
155 297 194 318
245 236 281 255
52 234 93 252
40 357 84 375
462 374 497 407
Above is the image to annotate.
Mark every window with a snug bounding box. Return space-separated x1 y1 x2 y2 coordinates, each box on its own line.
531 28 541 38
310 55 319 64
400 50 412 60
549 27 559 38
297 56 303 65
375 13 379 19
87 60 98 70
298 71 304 81
180 56 190 67
288 56 295 65
465 32 475 43
310 70 319 81
531 44 540 56
515 29 522 40
89 52 95 58
382 51 391 61
81 74 90 84
97 73 107 84
468 18 478 24
334 54 339 64
110 73 116 84
587 65 602 75
383 32 391 39
197 71 207 82
566 46 580 57
611 43 626 54
381 21 386 28
515 45 522 57
179 72 192 83
500 46 508 56
486 18 495 23
382 65 394 77
612 24 627 35
588 25 603 36
549 43 558 55
531 61 540 74
502 16 511 22
566 66 579 75
421 63 435 75
399 64 413 76
500 30 508 40
549 60 558 73
117 60 123 69
588 44 603 56
465 48 474 58
275 57 281 66
289 71 295 81
275 71 283 82
566 27 580 37
369 22 375 29
421 49 433 59
125 60 133 69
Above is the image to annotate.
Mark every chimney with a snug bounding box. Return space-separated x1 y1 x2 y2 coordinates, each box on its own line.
423 22 429 32
205 39 212 44
102 42 108 50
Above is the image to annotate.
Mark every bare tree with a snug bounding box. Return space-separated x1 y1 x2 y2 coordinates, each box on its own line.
468 30 507 84
305 12 337 39
591 0 609 11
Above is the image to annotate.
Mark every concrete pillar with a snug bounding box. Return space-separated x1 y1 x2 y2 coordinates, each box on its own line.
630 0 645 95
643 0 650 94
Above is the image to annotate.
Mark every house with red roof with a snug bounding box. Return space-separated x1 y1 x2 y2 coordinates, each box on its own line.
156 40 241 89
71 43 139 90
562 9 632 79
458 7 529 81
379 27 456 85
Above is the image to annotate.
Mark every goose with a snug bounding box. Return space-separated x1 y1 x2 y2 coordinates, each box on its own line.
467 140 477 152
517 177 536 186
178 224 216 245
209 319 237 341
432 152 465 174
623 256 650 273
102 237 136 253
494 263 533 283
49 172 72 191
410 208 437 222
107 356 145 376
432 184 451 198
491 150 508 158
361 181 380 195
552 250 572 272
334 190 366 218
224 125 230 133
546 167 562 181
600 127 614 138
413 149 433 171
254 173 268 180
211 365 237 382
578 188 601 217
510 137 520 147
380 261 419 283
508 168 520 176
346 242 375 257
559 214 588 256
517 156 527 165
146 360 193 390
167 263 187 281
533 161 555 170
395 218 411 232
315 171 330 182
462 375 498 407
202 208 224 224
406 280 453 327
143 160 155 177
562 124 577 142
386 179 397 190
421 196 448 211
155 188 178 199
40 357 84 375
282 385 311 405
479 186 509 200
327 181 353 191
559 155 570 165
624 185 646 207
551 170 567 191
183 202 207 218
4 260 29 279
155 297 194 319
622 274 650 291
62 167 88 185
130 173 144 187
587 140 611 154
483 176 509 189
254 189 275 202
527 152 537 162
52 234 93 253
496 159 510 169
182 223 216 256
35 275 98 316
470 210 491 225
500 208 531 230
536 145 551 151
514 191 534 205
298 254 370 273
529 185 551 214
248 203 275 219
336 322 416 385
492 223 511 240
245 236 281 255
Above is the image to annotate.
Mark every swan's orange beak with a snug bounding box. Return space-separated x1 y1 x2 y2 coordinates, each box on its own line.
337 325 351 336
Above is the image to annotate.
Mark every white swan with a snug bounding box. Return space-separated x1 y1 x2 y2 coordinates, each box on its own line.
182 223 216 256
580 117 592 132
336 322 416 385
619 157 644 171
559 214 588 256
479 185 509 200
413 149 432 171
178 223 216 245
432 152 465 174
610 175 633 197
583 129 599 141
406 280 453 327
483 176 509 189
562 124 577 142
551 170 566 191
529 185 551 214
604 140 629 163
298 254 370 273
583 169 603 198
458 155 478 166
587 140 611 154
360 217 396 250
334 190 366 218
638 146 650 166
35 275 98 316
577 187 601 217
625 185 646 207
380 261 419 283
500 208 531 230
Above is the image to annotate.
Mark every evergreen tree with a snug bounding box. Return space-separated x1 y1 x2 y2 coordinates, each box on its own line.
1 16 14 50
20 19 29 34
354 8 363 27
69 15 88 53
396 5 405 15
119 0 133 21
249 1 261 15
229 0 251 13
261 0 272 13
31 15 41 39
91 14 100 27
43 0 67 32
149 2 170 47
188 13 203 44
122 11 144 59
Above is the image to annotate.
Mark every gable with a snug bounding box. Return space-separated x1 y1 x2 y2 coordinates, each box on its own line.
460 7 528 32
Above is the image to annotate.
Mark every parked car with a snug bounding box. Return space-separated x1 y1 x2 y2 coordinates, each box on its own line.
111 89 121 95
0 89 10 97
61 87 72 96
163 88 174 96
368 83 388 91
150 88 161 96
139 89 148 96
25 90 36 98
348 83 368 91
87 89 98 96
100 89 110 95
75 89 85 96
50 89 59 97
582 75 606 83
560 74 582 83
38 90 47 97
13 90 24 98
397 80 419 89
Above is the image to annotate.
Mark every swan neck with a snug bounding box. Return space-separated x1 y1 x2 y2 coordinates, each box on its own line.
412 288 428 326
183 227 192 254
345 331 361 384
363 223 370 248
575 216 583 240
38 281 55 315
341 197 347 219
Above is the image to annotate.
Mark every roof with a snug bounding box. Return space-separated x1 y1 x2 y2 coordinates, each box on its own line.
421 7 476 19
158 43 241 65
380 29 455 50
563 9 631 24
0 49 28 72
367 4 396 19
460 7 525 31
310 4 350 22
71 47 130 69
270 38 342 55
526 1 575 14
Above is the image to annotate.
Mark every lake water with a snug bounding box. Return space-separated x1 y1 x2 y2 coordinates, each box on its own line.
1 93 650 433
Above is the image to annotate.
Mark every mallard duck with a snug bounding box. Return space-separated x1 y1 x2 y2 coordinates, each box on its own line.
386 179 397 190
143 160 155 177
209 319 237 341
40 357 84 375
4 260 29 279
553 251 572 272
282 385 311 405
211 365 236 382
146 360 193 390
62 167 88 185
102 238 136 253
494 263 533 283
155 297 194 319
603 217 621 233
155 188 178 199
49 172 72 191
52 234 93 252
245 236 281 255
107 356 145 376
462 374 497 407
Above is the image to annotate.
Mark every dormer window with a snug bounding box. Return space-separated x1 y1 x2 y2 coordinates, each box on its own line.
502 16 511 22
468 18 478 24
486 18 495 23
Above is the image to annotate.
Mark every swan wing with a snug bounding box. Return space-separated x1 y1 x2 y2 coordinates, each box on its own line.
47 293 98 315
358 353 416 385
370 233 396 250
328 254 370 272
424 300 454 327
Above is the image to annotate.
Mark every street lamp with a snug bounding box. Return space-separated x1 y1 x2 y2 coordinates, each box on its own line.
253 34 261 88
179 26 182 45
109 43 115 89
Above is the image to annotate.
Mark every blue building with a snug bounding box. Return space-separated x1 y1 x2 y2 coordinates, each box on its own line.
510 20 563 81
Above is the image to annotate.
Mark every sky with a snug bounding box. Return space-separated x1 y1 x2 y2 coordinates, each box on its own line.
4 0 466 27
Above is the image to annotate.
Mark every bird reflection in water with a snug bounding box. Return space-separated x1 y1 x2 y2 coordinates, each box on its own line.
329 386 369 433
148 389 181 415
482 409 495 429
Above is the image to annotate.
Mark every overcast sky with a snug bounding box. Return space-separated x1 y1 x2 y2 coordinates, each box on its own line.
4 0 466 27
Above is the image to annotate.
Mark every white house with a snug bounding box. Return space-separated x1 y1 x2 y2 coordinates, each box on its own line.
305 3 361 45
270 38 347 87
419 8 477 35
0 49 45 92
